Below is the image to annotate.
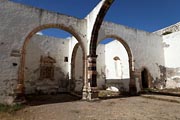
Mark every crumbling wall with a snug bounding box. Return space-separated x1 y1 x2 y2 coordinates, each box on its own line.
25 35 69 94
99 22 165 90
0 0 85 104
163 31 180 88
166 67 180 88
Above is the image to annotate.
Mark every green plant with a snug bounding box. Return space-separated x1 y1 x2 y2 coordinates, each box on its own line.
0 104 25 113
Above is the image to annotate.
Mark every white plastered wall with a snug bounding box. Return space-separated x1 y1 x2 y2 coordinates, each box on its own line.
96 40 130 91
97 44 106 89
163 31 180 88
25 35 70 94
105 40 130 91
163 31 180 68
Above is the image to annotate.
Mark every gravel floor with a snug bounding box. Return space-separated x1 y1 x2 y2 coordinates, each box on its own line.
0 94 180 120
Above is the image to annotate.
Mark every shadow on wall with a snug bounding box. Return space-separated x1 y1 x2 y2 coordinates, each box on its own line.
69 79 83 93
25 66 69 95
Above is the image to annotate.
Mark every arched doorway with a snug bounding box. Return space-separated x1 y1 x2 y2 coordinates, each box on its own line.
96 37 131 92
141 68 149 89
17 24 85 98
71 43 84 94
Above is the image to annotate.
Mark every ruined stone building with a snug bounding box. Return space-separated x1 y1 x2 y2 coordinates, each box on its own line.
0 0 180 104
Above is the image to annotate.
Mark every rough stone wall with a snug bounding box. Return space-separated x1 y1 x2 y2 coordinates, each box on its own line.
25 35 69 94
166 68 180 88
162 31 180 88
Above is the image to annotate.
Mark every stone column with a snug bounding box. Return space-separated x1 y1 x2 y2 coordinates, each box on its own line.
15 50 26 103
129 72 137 95
129 59 137 95
87 55 99 100
82 58 88 100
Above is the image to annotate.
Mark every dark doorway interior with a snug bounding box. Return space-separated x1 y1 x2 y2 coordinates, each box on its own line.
141 69 149 88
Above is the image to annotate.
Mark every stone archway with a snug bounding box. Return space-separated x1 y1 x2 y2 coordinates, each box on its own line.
141 68 151 89
86 0 114 90
98 35 135 94
89 0 114 55
17 24 86 97
71 43 80 90
70 43 85 92
141 68 149 88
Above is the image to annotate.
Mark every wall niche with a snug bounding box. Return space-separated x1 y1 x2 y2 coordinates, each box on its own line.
39 56 56 80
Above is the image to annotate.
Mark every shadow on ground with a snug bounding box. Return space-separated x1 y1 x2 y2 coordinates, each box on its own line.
25 91 133 106
25 93 81 106
26 89 180 106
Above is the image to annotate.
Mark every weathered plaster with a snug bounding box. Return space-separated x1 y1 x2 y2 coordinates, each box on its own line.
24 35 69 94
99 22 165 81
0 0 170 104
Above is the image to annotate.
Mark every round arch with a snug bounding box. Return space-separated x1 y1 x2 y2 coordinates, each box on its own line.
71 43 80 81
140 67 152 89
70 43 85 91
17 24 86 95
99 35 134 70
89 0 114 55
98 35 135 92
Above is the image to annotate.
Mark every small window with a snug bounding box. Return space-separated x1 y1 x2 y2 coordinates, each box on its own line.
113 56 120 61
113 56 122 78
64 57 68 62
40 56 56 80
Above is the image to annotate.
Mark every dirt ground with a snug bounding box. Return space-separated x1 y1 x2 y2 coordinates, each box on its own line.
0 94 180 120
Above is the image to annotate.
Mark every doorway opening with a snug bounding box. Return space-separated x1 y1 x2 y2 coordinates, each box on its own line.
18 24 85 105
96 38 130 96
141 68 149 89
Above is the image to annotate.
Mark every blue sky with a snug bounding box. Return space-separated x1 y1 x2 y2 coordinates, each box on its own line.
10 0 180 43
